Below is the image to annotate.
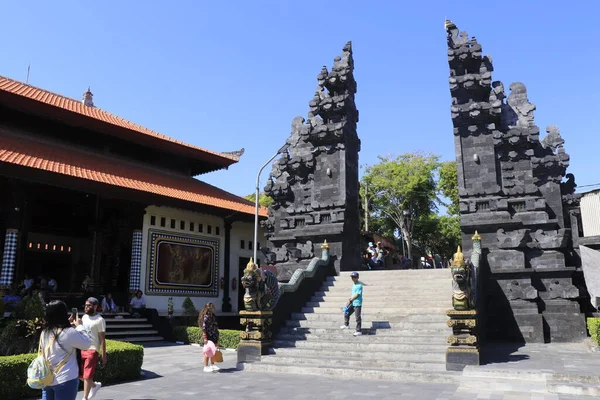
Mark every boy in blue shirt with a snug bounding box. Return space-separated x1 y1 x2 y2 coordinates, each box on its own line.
340 271 363 336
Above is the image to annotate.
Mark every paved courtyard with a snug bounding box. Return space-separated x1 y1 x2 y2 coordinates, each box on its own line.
66 343 588 400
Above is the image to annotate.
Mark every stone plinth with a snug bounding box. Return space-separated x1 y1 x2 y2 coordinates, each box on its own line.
237 310 273 363
446 309 480 371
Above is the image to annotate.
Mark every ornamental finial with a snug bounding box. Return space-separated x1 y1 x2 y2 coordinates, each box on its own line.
472 231 481 241
452 245 465 267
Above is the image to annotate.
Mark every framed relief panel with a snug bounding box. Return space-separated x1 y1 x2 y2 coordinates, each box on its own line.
146 230 219 296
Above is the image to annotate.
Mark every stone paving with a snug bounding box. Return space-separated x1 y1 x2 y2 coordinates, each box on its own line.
62 342 590 400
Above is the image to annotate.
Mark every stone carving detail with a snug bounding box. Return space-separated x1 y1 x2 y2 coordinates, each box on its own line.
450 246 472 311
240 258 280 311
530 229 569 249
221 148 245 159
445 20 586 343
497 229 530 249
262 42 361 277
446 231 481 370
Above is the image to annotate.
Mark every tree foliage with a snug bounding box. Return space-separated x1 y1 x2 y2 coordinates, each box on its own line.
361 154 461 261
438 161 459 216
362 153 440 259
244 192 274 208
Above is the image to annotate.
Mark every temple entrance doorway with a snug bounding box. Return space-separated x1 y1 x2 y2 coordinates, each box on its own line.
17 183 96 294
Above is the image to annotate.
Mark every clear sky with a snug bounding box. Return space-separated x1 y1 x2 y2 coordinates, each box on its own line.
1 1 599 198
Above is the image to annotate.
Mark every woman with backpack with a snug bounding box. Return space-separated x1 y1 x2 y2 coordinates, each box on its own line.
198 302 220 372
38 300 91 399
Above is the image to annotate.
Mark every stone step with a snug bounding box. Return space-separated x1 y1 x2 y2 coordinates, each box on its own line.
337 270 451 277
257 355 447 371
242 362 459 383
312 292 451 300
100 312 132 317
106 330 159 336
105 324 154 329
460 376 548 393
278 326 448 336
290 312 448 323
548 381 600 397
461 368 600 397
272 339 448 352
321 281 451 289
112 336 164 343
276 333 447 344
302 305 450 314
270 347 447 362
106 318 147 323
328 273 451 280
285 320 447 330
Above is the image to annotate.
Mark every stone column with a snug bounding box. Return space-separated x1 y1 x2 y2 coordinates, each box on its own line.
221 219 232 312
128 229 143 292
0 229 19 288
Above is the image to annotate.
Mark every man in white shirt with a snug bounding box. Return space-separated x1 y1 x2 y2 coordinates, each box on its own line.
129 290 146 317
80 297 106 400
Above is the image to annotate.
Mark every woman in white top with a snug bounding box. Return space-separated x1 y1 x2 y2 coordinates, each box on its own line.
40 300 91 400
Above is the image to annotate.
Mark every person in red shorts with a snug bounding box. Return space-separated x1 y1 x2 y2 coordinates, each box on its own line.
80 297 106 400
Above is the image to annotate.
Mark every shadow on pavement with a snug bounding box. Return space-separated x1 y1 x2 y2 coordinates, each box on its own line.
480 342 530 365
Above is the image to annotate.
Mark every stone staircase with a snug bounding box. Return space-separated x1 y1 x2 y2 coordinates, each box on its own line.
103 313 164 343
244 269 461 383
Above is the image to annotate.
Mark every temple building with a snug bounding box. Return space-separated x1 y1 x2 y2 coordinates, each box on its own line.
0 76 265 314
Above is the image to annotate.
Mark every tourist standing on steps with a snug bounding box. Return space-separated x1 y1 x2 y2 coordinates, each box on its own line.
340 271 363 336
80 297 106 400
199 302 220 372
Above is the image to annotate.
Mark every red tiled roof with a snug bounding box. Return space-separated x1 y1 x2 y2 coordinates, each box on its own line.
0 75 240 165
0 131 267 217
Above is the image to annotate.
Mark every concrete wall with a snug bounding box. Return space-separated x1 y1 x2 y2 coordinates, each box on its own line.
139 205 262 314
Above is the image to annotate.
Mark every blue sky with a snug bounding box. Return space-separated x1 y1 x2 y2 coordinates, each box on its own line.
1 1 599 198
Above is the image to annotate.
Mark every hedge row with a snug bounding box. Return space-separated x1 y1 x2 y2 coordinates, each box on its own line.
587 317 600 346
0 339 144 400
172 326 241 349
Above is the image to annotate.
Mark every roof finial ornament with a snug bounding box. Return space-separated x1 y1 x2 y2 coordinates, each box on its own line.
82 87 94 107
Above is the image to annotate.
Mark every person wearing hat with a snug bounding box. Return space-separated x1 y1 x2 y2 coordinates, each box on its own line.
80 297 106 400
340 272 363 336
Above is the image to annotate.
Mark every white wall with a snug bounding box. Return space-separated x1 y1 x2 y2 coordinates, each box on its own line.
139 205 264 314
581 191 600 237
229 221 265 312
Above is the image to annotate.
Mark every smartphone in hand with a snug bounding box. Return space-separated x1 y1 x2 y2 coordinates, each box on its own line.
71 308 78 321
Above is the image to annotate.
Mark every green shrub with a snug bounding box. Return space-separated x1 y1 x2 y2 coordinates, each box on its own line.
172 326 203 344
0 320 37 356
172 326 240 349
95 340 144 384
0 339 143 399
15 295 45 320
587 317 600 345
182 297 198 325
0 352 37 399
218 329 242 349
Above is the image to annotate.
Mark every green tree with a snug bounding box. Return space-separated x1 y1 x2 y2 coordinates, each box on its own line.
244 192 274 208
438 161 459 216
362 153 440 260
413 214 461 260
